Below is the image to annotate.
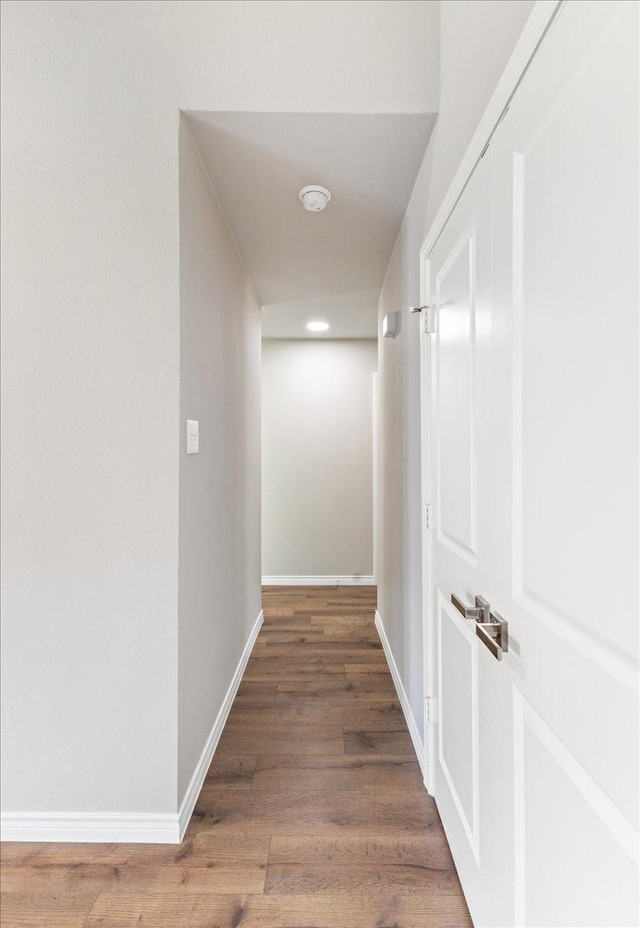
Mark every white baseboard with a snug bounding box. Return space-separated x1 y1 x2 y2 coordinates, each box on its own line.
0 811 180 844
262 575 375 586
0 610 264 845
177 608 263 840
375 610 425 777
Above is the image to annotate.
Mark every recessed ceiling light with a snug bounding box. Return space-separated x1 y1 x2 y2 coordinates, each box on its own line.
299 185 331 212
306 321 330 332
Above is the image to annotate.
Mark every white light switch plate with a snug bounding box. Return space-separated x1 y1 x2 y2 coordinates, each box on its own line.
186 419 199 454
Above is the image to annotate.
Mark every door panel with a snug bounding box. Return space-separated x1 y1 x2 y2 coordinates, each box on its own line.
424 2 639 925
438 595 479 855
514 690 639 927
436 232 478 563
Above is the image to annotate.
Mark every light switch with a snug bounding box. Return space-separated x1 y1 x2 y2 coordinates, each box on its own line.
186 419 199 454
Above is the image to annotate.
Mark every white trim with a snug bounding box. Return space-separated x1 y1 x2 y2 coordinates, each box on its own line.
375 610 424 777
262 576 375 587
419 0 564 803
1 610 264 845
0 812 180 844
177 609 264 840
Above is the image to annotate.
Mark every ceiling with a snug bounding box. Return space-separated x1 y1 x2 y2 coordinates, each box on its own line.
261 300 377 340
186 111 436 337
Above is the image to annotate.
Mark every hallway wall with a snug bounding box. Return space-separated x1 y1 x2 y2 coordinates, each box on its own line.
1 0 439 827
178 122 262 804
377 0 536 744
262 339 377 581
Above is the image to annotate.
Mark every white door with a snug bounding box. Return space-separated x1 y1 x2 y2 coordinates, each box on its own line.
425 141 511 925
423 2 639 925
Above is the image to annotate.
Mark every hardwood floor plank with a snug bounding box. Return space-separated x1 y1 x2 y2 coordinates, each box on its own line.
339 705 407 730
225 705 406 730
343 730 415 755
261 620 325 631
251 755 422 792
277 678 395 699
0 864 266 895
257 647 386 661
264 864 462 896
233 682 278 706
322 628 383 643
216 725 345 756
343 672 396 689
268 835 456 869
243 660 346 681
0 893 97 927
309 616 373 627
204 754 257 790
274 693 399 708
0 834 270 868
260 631 327 644
83 894 197 927
306 608 375 617
345 662 393 674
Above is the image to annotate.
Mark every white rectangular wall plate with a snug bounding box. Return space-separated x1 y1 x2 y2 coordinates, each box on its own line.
186 419 199 454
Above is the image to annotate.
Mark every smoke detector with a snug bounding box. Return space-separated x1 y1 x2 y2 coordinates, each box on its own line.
299 185 331 212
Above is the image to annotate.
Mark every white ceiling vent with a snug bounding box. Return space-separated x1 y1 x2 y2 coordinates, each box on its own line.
299 185 331 212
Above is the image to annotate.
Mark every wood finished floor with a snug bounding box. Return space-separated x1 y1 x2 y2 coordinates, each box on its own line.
0 586 471 928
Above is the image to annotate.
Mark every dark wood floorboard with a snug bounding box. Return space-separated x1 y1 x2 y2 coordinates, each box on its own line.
0 586 471 927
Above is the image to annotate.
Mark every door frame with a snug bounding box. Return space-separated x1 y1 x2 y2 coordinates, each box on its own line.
418 0 565 791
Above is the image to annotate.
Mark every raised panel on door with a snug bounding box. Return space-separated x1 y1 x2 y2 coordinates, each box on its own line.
438 594 479 860
513 690 639 928
435 230 478 566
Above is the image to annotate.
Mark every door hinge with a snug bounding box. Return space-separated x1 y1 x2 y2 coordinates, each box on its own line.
421 306 434 335
426 696 438 724
424 503 432 530
410 305 435 334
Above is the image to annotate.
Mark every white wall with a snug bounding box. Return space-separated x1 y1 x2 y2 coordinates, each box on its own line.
178 122 261 803
262 340 378 580
0 0 438 823
377 0 536 739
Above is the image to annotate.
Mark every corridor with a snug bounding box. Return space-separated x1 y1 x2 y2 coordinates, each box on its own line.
0 587 471 927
